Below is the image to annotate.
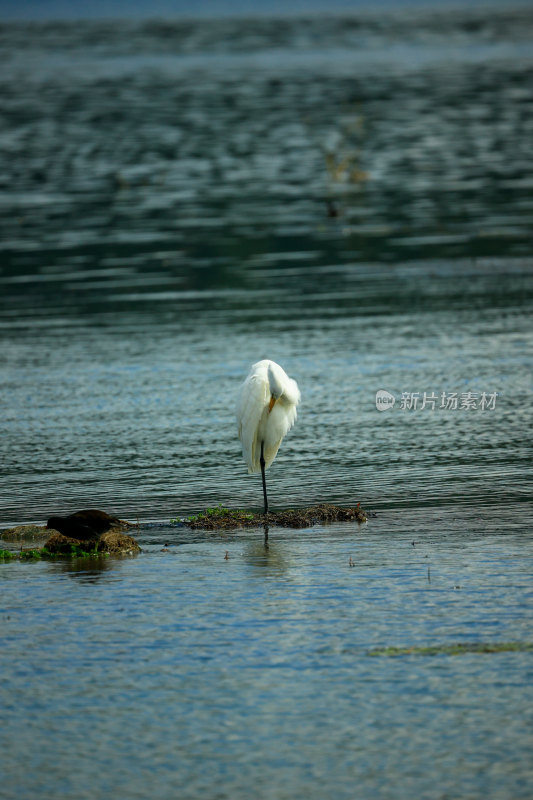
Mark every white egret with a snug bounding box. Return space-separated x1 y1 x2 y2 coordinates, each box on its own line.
237 359 300 514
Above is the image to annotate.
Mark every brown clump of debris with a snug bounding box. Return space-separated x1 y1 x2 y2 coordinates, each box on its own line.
185 503 367 530
44 529 141 555
267 503 367 528
1 525 50 541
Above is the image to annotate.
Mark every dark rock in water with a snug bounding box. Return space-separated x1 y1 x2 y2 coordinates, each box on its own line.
68 509 122 534
46 509 123 540
46 516 98 541
2 511 139 557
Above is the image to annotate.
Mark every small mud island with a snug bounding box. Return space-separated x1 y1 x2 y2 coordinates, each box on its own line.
1 509 140 559
182 503 368 530
43 509 140 554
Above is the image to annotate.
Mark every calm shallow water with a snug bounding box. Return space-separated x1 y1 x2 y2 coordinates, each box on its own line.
1 7 532 799
2 509 533 800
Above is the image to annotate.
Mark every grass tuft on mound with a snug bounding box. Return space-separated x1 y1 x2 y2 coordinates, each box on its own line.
0 545 102 561
177 503 368 530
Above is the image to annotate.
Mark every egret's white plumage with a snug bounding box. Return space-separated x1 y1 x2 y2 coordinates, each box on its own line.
237 360 300 476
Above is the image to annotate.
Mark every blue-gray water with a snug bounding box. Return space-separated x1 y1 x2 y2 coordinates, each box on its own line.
1 7 533 799
2 511 533 800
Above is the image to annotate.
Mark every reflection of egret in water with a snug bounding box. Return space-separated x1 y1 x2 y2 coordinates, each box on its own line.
242 531 289 574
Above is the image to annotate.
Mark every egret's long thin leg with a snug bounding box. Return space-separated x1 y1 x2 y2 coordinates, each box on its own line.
260 440 268 514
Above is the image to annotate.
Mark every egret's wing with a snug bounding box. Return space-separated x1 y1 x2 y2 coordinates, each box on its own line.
237 374 269 473
262 400 298 469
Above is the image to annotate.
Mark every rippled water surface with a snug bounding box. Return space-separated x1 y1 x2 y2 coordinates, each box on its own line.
1 7 533 524
1 7 532 799
2 511 533 800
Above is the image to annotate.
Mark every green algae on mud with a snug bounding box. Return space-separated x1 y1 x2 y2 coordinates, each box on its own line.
368 642 533 657
0 545 104 561
178 503 368 530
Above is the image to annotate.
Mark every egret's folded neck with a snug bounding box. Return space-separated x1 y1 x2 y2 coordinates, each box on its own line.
267 363 284 399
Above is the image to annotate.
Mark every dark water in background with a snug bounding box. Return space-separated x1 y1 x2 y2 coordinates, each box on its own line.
0 7 532 525
1 8 533 800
